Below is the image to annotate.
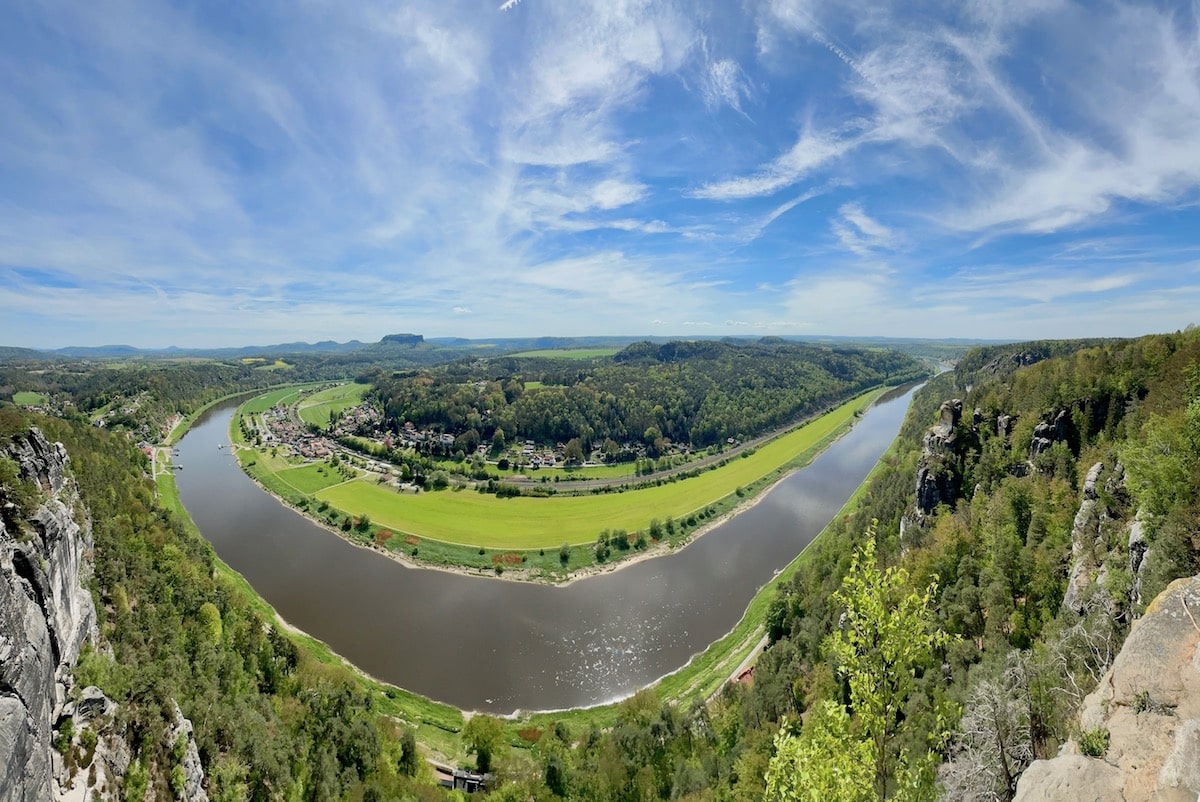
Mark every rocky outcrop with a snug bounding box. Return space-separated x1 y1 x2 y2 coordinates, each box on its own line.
164 700 209 802
1 427 97 802
980 350 1043 377
1128 515 1149 609
1013 575 1200 802
997 413 1015 440
1062 462 1107 616
914 399 964 516
55 685 126 801
1030 409 1070 460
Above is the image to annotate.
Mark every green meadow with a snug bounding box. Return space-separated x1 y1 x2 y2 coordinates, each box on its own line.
13 391 48 405
296 382 371 429
313 390 879 548
240 384 317 414
275 463 350 495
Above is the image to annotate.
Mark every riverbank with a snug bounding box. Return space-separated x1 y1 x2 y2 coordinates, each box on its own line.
519 401 915 729
153 464 469 759
227 385 890 585
159 381 922 755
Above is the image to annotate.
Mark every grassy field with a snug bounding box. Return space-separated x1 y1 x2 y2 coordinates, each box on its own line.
255 359 294 371
314 391 878 548
508 348 620 359
297 382 371 429
275 463 351 494
13 391 48 405
240 385 317 414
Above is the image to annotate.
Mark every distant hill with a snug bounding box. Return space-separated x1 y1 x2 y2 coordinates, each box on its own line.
0 346 48 361
0 333 1008 363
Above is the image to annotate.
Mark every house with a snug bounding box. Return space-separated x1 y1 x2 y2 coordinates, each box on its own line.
433 765 492 793
452 770 492 793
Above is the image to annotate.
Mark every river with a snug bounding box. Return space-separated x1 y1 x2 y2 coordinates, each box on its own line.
174 385 917 713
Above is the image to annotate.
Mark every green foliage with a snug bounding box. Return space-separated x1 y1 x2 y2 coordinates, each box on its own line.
398 728 420 777
764 704 873 802
170 764 187 798
197 601 223 642
0 453 41 529
123 759 148 802
371 339 926 451
1078 727 1110 758
462 714 507 773
53 716 75 756
825 532 950 800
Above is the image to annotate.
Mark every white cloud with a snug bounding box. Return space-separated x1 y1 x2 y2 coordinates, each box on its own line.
702 57 754 116
831 202 895 255
693 128 853 199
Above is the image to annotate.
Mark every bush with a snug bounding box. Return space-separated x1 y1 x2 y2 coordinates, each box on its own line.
1079 727 1110 758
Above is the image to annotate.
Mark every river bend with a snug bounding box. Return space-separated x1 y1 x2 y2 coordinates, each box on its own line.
175 386 916 713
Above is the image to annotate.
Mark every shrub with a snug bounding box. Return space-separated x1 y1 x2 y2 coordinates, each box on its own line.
1079 727 1110 758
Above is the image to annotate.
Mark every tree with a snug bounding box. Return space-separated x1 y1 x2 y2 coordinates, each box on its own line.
939 652 1034 802
766 527 949 802
764 702 873 802
824 530 950 801
564 438 585 465
398 728 420 778
462 714 507 773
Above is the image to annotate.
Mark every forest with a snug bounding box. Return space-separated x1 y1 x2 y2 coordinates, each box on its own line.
367 339 928 451
3 330 1199 800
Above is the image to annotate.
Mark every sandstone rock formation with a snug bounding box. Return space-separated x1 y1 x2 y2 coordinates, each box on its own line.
914 399 964 517
164 700 209 802
1062 462 1107 616
1013 575 1200 802
0 427 97 801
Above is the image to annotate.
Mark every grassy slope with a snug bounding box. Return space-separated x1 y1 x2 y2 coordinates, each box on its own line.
297 382 371 428
13 391 48 405
314 390 878 548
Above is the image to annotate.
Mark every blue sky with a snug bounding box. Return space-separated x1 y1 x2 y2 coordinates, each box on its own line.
2 0 1199 348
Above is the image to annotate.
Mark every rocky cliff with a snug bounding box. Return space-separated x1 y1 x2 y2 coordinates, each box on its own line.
914 399 964 517
1013 575 1200 801
0 427 97 801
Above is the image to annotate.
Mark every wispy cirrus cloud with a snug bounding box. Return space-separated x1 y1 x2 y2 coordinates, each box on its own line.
0 0 1197 347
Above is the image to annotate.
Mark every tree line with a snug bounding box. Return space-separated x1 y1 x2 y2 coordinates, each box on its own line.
366 339 928 452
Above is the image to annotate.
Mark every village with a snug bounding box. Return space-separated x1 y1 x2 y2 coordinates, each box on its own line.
241 391 707 490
